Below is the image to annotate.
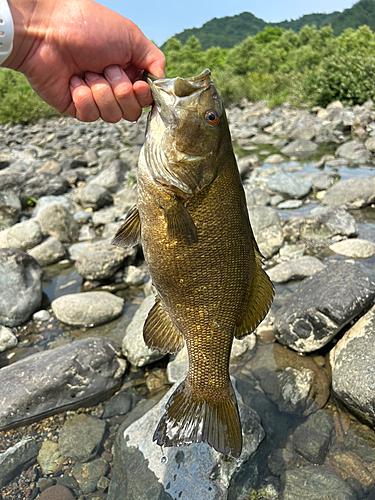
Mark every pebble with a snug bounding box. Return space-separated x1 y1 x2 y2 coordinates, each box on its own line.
0 325 18 352
38 485 75 500
32 310 51 322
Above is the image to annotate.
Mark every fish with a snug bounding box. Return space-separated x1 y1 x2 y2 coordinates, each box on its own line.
112 69 274 458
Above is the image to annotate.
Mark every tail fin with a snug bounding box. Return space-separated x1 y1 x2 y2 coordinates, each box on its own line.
153 379 242 458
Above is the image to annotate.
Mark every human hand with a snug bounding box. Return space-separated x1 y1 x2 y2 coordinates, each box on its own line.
5 0 165 122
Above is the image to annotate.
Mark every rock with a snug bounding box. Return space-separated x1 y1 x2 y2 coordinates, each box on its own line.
80 183 113 210
292 411 335 464
335 140 372 164
277 199 303 209
281 139 318 159
123 265 147 286
52 291 124 327
0 438 38 487
328 446 375 495
274 261 375 352
249 206 284 258
267 171 312 199
73 458 109 494
32 195 76 218
102 391 132 419
279 243 306 259
59 414 106 462
0 325 18 352
250 133 275 144
281 465 356 500
28 236 66 266
267 448 297 477
33 309 50 322
264 153 285 163
37 204 79 242
108 379 265 500
68 241 92 261
88 160 128 192
299 172 340 191
37 440 66 475
75 239 135 280
245 186 271 206
78 224 97 241
330 304 375 424
0 249 43 327
0 337 125 429
323 177 375 209
364 136 375 152
122 294 166 367
0 190 21 229
6 219 43 251
38 485 75 500
329 238 375 259
113 186 137 207
267 256 326 283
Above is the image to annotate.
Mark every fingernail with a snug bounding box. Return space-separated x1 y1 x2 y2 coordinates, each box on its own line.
70 76 84 88
138 89 150 99
85 71 101 82
105 65 122 82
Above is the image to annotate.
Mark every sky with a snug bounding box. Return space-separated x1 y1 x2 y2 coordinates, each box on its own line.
96 0 357 46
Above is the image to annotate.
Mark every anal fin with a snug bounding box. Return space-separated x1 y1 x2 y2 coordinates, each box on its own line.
144 296 184 354
111 205 141 248
235 244 274 339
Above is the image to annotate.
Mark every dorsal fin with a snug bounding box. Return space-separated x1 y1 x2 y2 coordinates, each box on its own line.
235 245 274 339
111 205 141 248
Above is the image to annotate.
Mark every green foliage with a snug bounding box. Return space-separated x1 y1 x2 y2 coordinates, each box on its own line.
0 68 57 124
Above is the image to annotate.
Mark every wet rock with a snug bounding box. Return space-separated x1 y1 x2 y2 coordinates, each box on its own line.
0 337 125 429
245 186 271 206
281 465 356 500
0 438 38 487
335 140 372 164
299 171 340 191
122 294 166 367
329 238 375 259
37 440 66 475
102 390 132 419
73 458 109 494
323 177 375 209
88 160 129 193
292 411 335 464
32 195 76 218
37 204 79 242
267 448 297 477
38 485 75 500
28 236 66 266
6 219 43 251
277 199 303 209
281 139 318 159
330 304 375 424
75 239 135 280
0 325 18 351
267 171 312 199
51 291 124 327
59 414 106 462
108 379 265 500
274 261 375 352
267 256 326 283
80 183 113 210
249 206 284 258
0 190 21 229
0 249 43 327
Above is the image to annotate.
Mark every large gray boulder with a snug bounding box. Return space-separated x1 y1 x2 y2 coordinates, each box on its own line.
335 140 372 164
274 261 375 352
0 337 126 430
323 177 375 209
0 249 43 327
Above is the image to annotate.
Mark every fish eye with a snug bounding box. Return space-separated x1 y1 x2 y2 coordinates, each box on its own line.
205 109 220 127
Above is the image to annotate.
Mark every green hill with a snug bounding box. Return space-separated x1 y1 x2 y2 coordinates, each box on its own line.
166 0 375 50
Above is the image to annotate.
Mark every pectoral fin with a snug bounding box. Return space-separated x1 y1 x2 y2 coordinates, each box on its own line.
144 295 185 354
111 205 141 248
235 245 274 339
161 197 197 244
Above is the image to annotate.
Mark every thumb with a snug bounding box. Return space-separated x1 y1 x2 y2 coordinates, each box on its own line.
128 23 166 78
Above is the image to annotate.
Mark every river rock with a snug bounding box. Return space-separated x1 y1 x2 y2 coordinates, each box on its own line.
28 236 66 266
122 294 166 367
113 186 137 207
0 325 18 352
32 195 76 218
108 379 265 500
299 172 340 191
267 256 326 283
37 440 66 475
75 239 135 280
73 458 109 494
0 337 126 429
38 485 75 500
245 186 271 206
292 411 335 464
0 438 38 487
0 249 43 327
80 183 113 210
281 465 356 500
330 304 375 424
37 204 79 242
249 206 284 258
281 139 318 159
335 140 372 164
274 261 375 352
0 190 21 229
323 177 375 209
88 160 128 193
6 219 43 251
59 414 106 462
329 238 375 259
51 291 124 327
267 171 312 199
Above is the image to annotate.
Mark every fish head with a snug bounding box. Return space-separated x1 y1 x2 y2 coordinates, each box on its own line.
145 69 231 196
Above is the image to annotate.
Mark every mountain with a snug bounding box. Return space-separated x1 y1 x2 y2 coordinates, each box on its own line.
166 0 375 50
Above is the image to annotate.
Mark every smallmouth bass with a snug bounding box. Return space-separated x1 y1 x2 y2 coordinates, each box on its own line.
112 69 274 457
